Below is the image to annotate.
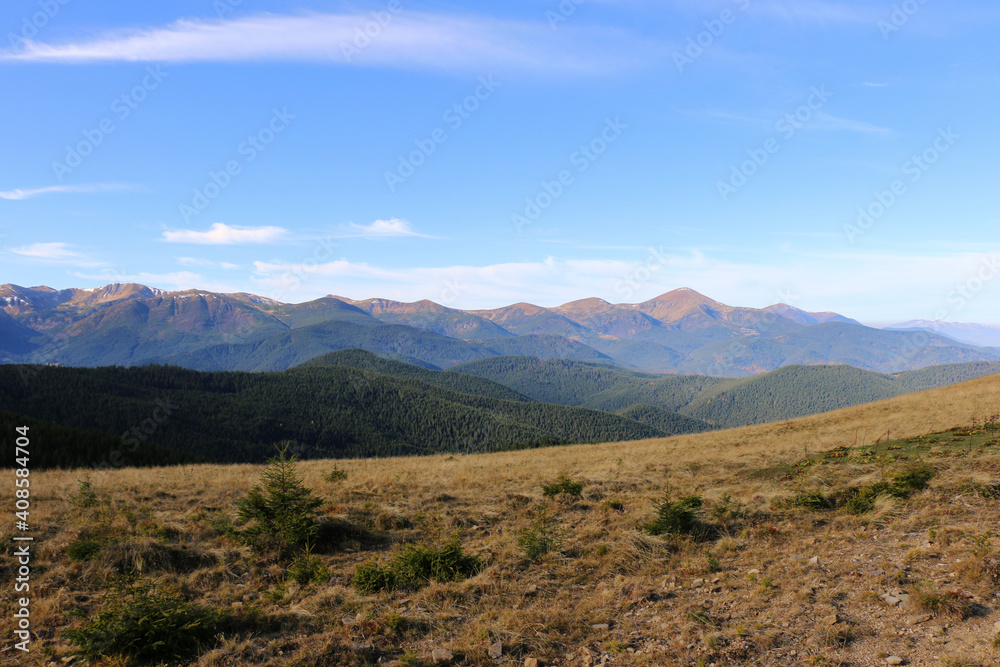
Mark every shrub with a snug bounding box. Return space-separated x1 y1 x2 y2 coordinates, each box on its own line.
542 474 583 498
645 492 703 537
354 559 398 594
69 477 99 509
287 548 330 586
235 443 324 558
779 489 834 511
353 537 481 593
709 494 747 523
66 537 105 562
842 483 890 515
911 582 974 620
841 464 936 515
323 465 348 484
891 463 935 492
517 505 563 560
65 577 222 664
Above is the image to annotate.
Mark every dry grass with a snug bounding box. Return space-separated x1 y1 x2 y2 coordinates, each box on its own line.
2 376 1000 665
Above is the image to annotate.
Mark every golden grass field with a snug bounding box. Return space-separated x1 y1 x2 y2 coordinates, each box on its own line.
3 373 1000 666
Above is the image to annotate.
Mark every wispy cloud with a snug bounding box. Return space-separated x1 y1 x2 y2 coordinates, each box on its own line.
339 218 431 240
0 183 141 200
10 242 105 267
248 248 1000 324
747 0 881 25
0 11 658 74
70 269 237 293
162 223 288 245
177 257 240 269
813 112 891 134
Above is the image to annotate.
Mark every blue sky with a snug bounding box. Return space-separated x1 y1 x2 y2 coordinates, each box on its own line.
2 0 999 324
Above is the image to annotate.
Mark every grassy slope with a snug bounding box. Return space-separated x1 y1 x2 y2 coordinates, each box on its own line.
6 374 1000 666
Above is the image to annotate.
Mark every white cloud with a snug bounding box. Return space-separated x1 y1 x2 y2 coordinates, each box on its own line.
0 183 141 200
177 256 241 269
9 242 105 267
248 248 1000 324
0 11 657 75
70 269 237 294
340 218 429 239
162 223 288 245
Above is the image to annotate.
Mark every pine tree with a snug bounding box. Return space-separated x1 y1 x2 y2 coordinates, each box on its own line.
235 443 324 558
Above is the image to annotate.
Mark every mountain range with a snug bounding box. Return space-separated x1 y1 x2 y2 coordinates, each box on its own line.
2 282 999 376
884 319 1000 348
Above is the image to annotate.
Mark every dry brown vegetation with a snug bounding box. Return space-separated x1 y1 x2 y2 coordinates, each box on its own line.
4 374 1000 666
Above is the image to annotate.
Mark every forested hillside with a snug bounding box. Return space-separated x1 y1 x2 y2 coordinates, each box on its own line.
450 356 1000 428
0 409 200 469
0 362 667 466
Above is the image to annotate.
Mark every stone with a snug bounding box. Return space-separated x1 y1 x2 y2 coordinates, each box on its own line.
591 623 610 631
885 657 904 665
883 596 901 606
821 613 840 626
808 556 820 566
432 648 454 664
525 659 542 667
907 614 932 625
994 620 1000 631
525 584 538 595
489 642 503 659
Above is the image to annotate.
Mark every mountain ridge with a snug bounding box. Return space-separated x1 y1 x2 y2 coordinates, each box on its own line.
3 282 998 376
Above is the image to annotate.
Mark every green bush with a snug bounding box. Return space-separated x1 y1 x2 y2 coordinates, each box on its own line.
323 466 348 483
69 477 99 509
287 549 330 586
842 464 935 515
354 559 398 594
891 463 935 492
353 537 481 593
65 577 222 664
66 537 105 562
517 505 563 560
645 492 703 537
779 489 834 511
235 443 325 558
542 474 583 498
